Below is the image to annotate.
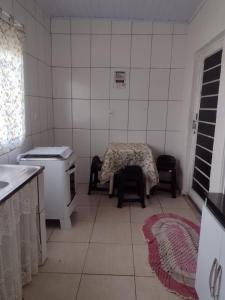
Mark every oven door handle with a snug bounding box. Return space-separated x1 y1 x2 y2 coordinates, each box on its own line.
66 166 76 175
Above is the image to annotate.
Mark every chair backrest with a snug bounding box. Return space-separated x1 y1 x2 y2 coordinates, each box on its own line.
157 155 176 171
120 165 143 180
91 155 102 171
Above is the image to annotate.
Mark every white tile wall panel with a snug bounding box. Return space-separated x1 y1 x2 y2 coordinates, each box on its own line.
52 34 71 67
171 35 187 68
128 101 148 130
54 129 73 148
153 22 173 34
130 69 149 100
173 23 188 34
91 100 110 129
132 21 153 34
72 100 90 129
24 96 32 136
167 101 183 131
91 19 111 34
111 35 131 67
169 69 185 100
151 35 172 68
109 130 128 143
148 101 167 130
128 131 146 143
91 68 110 99
71 18 91 34
165 131 183 162
53 99 72 128
72 68 91 99
30 97 41 134
24 13 37 57
77 157 90 183
51 18 70 33
53 67 72 98
131 35 151 68
71 35 91 67
91 130 109 157
149 69 170 100
109 101 129 130
24 54 38 96
40 98 48 131
112 20 131 34
147 131 165 157
91 35 111 67
73 129 90 157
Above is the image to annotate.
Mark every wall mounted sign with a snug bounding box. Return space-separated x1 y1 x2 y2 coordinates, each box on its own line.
114 71 126 88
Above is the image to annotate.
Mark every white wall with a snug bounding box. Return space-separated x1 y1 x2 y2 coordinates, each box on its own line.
182 0 225 193
0 0 53 164
51 18 187 183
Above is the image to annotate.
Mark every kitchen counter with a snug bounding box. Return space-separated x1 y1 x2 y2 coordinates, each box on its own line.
207 193 225 228
0 164 44 204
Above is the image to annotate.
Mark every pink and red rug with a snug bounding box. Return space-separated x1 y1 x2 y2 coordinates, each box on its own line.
142 213 200 300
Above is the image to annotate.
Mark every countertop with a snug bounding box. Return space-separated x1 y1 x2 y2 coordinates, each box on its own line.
0 164 44 204
207 193 225 228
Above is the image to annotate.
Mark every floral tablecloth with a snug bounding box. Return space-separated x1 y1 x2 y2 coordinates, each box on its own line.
100 143 159 188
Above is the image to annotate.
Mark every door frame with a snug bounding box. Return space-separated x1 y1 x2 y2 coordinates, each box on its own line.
188 35 225 210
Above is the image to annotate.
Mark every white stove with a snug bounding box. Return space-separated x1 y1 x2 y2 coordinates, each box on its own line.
18 147 77 229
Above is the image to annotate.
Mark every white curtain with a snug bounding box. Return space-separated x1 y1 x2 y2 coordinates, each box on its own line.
0 18 25 155
0 178 40 300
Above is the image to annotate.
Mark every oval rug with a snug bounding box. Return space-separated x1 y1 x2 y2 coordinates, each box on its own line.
142 213 200 300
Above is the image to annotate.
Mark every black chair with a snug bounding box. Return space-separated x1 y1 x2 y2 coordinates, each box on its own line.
117 165 145 208
151 155 177 198
88 156 104 194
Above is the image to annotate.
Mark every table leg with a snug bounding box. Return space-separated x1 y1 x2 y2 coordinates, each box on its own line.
109 174 114 198
146 179 150 199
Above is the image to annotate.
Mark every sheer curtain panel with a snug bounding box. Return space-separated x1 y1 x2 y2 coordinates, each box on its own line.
0 17 25 155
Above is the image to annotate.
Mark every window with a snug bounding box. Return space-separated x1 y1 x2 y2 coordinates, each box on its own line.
0 17 25 155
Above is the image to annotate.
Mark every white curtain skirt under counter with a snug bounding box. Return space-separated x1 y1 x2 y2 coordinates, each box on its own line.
0 178 40 300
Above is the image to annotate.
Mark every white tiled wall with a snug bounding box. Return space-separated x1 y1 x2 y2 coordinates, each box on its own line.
0 0 53 163
51 17 188 183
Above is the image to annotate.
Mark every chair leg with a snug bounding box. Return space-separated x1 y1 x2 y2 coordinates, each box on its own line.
88 171 93 195
150 186 156 195
140 180 145 208
171 169 176 198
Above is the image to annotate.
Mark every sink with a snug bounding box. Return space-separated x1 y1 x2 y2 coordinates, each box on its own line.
0 181 9 189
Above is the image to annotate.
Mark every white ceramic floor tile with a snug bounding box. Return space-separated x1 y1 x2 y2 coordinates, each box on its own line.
77 275 136 300
96 206 130 223
99 195 118 207
23 273 81 300
77 183 89 194
91 222 132 244
161 207 200 224
133 245 154 276
159 194 191 209
40 242 88 273
131 223 146 245
84 243 134 275
46 227 54 241
130 206 162 223
75 194 100 207
50 221 94 243
136 276 181 300
74 206 98 222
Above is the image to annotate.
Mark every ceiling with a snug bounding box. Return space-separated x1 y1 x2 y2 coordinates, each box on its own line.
36 0 205 23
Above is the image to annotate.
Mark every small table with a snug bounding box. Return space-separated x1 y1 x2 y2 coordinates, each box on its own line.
100 143 159 197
